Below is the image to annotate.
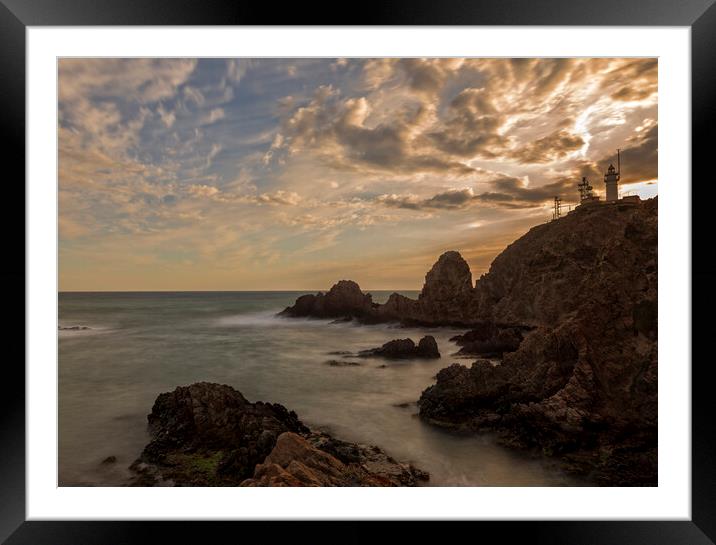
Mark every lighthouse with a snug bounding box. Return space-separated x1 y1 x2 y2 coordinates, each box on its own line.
603 149 620 202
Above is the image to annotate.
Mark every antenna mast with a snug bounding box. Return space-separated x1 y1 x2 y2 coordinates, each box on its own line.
577 177 594 202
552 196 562 221
617 148 621 180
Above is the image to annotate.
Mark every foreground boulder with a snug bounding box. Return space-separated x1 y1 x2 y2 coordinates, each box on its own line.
358 336 440 359
130 382 428 487
130 382 308 485
242 432 428 487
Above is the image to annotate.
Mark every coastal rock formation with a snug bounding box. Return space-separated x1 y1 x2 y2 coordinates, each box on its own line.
414 251 475 324
130 382 308 486
419 198 658 485
241 432 428 487
372 251 476 325
450 323 528 358
358 336 440 359
278 280 375 320
280 197 658 485
469 198 657 327
279 252 478 326
130 382 428 487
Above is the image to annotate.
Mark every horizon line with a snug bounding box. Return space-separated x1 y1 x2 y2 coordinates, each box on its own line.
58 288 423 293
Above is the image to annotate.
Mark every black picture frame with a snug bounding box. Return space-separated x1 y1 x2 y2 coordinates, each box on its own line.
2 1 713 543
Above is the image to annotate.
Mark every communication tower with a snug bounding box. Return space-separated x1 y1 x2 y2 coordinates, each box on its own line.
552 196 562 221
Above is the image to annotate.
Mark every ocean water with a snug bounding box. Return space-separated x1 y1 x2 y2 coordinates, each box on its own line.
59 291 583 487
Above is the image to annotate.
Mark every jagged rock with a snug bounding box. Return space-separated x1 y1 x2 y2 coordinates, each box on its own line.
415 251 475 324
374 292 421 323
418 198 658 485
280 252 476 326
450 323 527 357
241 432 428 487
277 198 658 485
470 197 658 327
278 280 375 320
358 336 440 359
130 382 428 487
374 252 476 325
417 336 440 358
130 382 308 486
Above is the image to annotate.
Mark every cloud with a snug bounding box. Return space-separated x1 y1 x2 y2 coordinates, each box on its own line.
58 58 658 291
59 59 198 105
205 143 222 167
272 84 476 176
618 124 658 183
188 184 220 197
582 124 658 185
199 108 226 125
183 86 206 107
268 58 657 182
233 190 303 206
427 88 507 159
605 59 658 102
508 129 584 164
376 174 591 211
157 103 177 128
377 188 478 210
226 59 250 83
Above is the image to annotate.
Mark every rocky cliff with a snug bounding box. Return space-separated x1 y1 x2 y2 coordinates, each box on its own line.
280 197 658 485
418 198 658 485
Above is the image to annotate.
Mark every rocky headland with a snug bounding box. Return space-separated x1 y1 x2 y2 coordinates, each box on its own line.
280 197 658 485
129 382 428 486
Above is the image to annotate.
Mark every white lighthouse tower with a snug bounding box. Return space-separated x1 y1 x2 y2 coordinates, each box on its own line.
603 149 621 202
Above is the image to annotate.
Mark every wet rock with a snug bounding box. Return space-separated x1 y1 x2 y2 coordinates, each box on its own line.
418 198 659 485
130 382 428 487
417 335 440 358
358 336 440 359
374 252 476 325
279 252 476 326
242 432 429 487
130 382 308 486
278 198 658 485
324 360 361 367
278 280 375 320
450 323 527 357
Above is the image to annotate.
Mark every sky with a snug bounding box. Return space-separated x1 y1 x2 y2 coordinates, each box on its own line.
58 58 658 291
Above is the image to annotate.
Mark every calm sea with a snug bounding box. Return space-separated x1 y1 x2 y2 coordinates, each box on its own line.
59 291 582 486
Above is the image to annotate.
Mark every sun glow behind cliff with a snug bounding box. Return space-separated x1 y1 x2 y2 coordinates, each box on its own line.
58 58 658 291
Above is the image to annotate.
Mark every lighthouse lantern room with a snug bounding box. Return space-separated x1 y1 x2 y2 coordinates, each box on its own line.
604 149 621 202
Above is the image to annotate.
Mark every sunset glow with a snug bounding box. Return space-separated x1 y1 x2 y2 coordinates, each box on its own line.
58 58 657 290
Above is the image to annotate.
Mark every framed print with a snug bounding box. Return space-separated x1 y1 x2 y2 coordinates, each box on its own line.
3 0 714 543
